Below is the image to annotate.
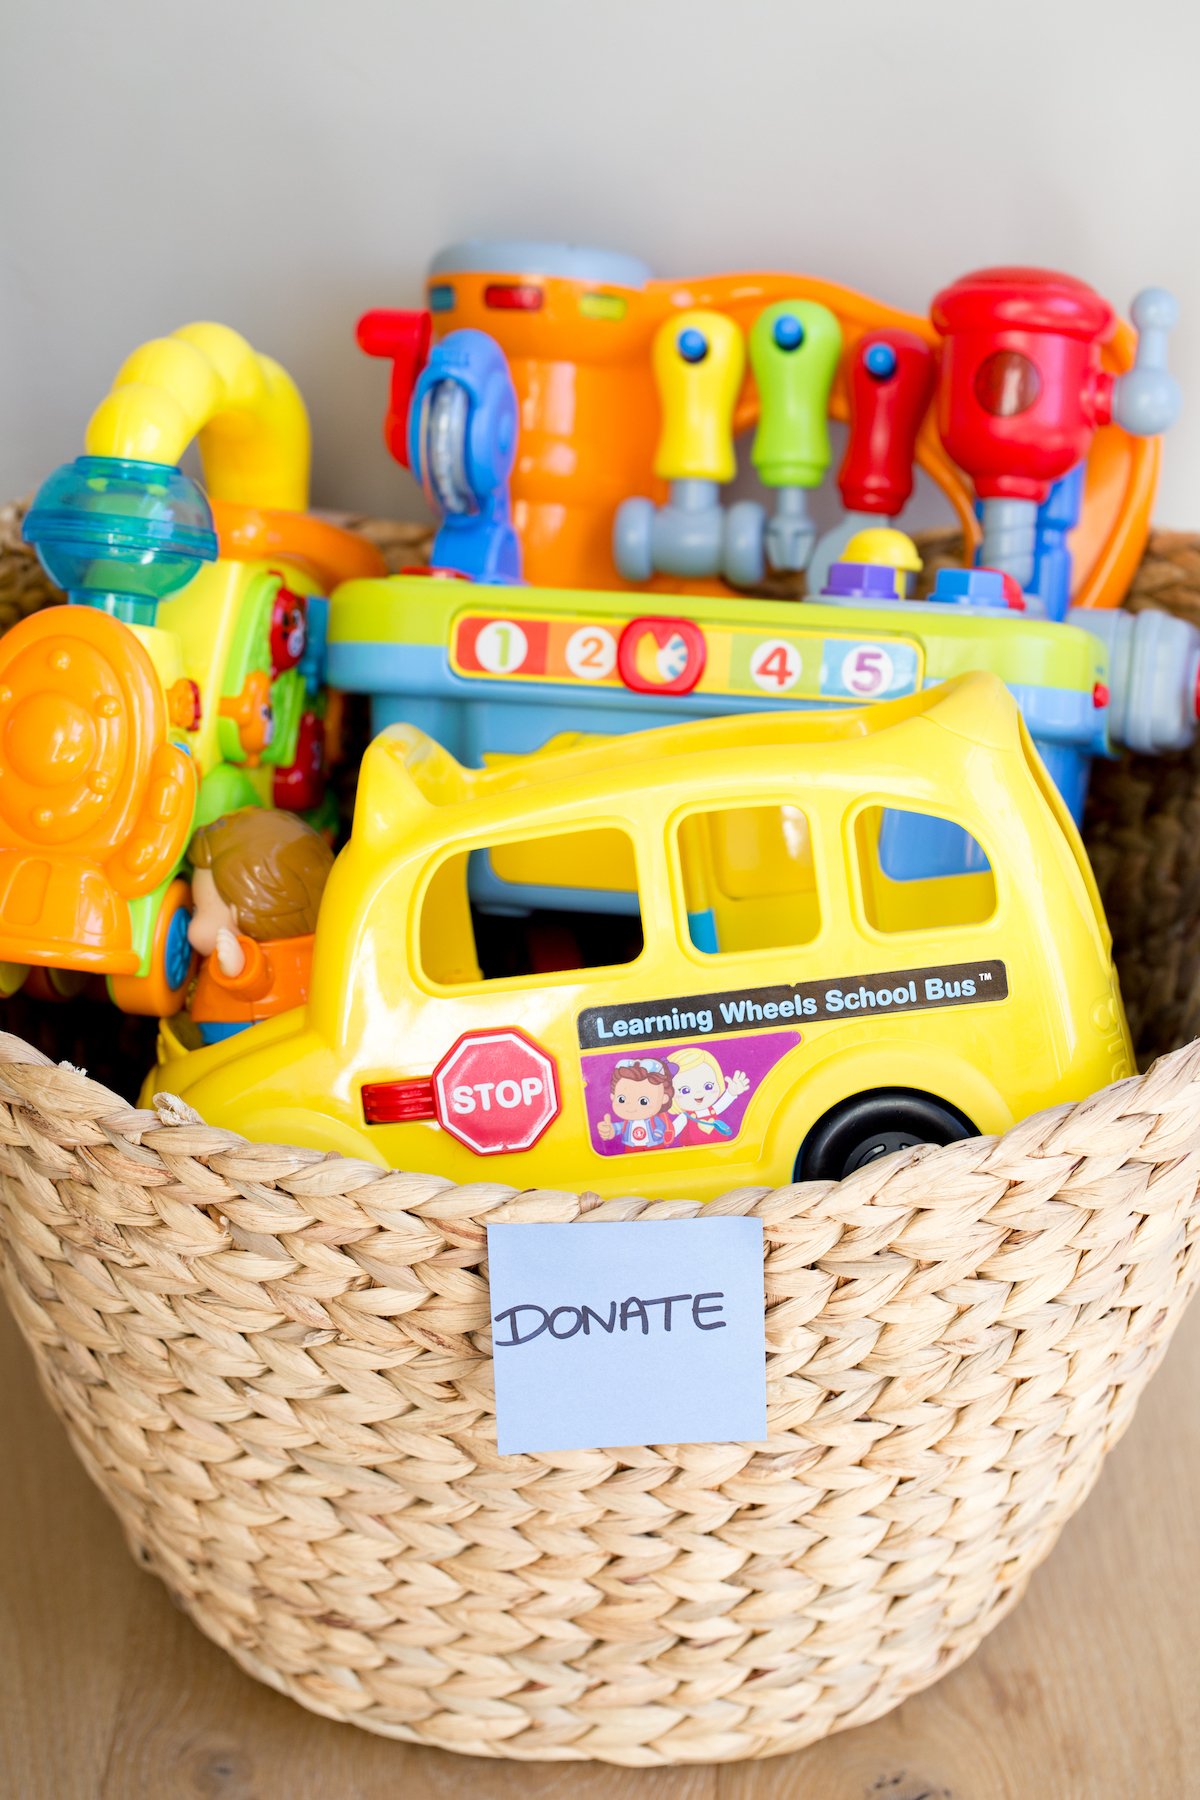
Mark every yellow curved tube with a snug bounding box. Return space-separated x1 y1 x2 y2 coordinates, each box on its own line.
84 322 311 513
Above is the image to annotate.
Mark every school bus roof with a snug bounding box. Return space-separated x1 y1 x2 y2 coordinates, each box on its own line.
351 671 1026 852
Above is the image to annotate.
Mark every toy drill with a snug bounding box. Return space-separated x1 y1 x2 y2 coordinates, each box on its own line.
931 269 1181 593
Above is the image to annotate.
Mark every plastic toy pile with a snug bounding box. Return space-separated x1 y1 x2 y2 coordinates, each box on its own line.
3 243 1190 1199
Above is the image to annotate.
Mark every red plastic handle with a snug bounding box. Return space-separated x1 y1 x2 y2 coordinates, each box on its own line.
356 308 433 470
837 330 936 516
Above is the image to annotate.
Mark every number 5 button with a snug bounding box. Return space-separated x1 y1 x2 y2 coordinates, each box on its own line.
841 643 894 696
820 638 898 700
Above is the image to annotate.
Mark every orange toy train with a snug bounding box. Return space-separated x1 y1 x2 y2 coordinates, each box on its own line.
0 322 383 1014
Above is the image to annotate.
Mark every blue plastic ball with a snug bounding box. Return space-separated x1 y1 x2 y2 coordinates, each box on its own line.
773 314 805 352
864 341 898 380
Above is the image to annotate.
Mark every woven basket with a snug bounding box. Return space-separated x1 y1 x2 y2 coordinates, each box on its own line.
3 514 1200 1766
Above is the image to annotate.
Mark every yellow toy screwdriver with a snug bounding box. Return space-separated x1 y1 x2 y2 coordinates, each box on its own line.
613 310 745 582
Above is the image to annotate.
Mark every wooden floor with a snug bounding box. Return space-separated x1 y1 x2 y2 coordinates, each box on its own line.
2 1299 1198 1800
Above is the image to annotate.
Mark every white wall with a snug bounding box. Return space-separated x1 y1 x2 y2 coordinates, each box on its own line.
3 0 1198 529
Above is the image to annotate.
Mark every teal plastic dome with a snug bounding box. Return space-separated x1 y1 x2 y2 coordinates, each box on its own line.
23 455 217 624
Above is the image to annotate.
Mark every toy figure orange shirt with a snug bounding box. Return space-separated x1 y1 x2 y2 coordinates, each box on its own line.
190 929 314 1031
185 809 334 1045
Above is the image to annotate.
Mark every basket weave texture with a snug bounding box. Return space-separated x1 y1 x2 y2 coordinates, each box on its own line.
2 517 1200 1765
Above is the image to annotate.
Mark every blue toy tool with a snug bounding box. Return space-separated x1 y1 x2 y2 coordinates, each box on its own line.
1029 465 1085 623
408 328 521 584
972 465 1084 623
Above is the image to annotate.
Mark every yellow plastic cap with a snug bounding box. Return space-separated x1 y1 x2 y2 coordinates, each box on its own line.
843 527 923 572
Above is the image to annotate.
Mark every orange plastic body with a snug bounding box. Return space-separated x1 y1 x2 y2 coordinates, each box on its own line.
0 609 197 972
211 501 387 589
219 668 274 766
190 932 315 1027
431 267 1154 608
107 877 196 1014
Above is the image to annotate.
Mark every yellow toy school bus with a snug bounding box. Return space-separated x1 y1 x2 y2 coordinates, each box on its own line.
146 672 1134 1199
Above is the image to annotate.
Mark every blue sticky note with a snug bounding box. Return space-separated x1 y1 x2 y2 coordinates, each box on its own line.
486 1217 767 1455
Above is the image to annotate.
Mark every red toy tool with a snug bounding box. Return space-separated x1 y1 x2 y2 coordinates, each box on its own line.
931 269 1180 589
807 330 936 592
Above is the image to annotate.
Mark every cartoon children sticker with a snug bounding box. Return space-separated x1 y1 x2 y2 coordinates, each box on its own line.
585 1031 801 1156
596 1058 676 1150
668 1047 750 1144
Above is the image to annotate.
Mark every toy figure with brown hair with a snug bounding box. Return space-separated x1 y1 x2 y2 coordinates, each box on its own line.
596 1058 676 1150
186 809 334 1044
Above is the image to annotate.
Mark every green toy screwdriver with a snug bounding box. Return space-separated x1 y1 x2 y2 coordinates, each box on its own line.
725 300 842 585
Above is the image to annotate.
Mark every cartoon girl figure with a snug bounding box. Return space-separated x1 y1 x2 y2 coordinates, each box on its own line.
669 1048 751 1145
596 1058 675 1151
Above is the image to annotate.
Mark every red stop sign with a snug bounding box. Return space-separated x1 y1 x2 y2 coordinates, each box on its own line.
432 1027 561 1156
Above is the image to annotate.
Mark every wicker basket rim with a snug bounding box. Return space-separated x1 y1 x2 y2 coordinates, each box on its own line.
5 1025 1200 1233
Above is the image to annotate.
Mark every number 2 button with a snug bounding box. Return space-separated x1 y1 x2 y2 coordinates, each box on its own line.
565 626 617 681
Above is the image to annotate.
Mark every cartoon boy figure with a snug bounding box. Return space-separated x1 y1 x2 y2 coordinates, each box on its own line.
187 808 334 1043
270 585 308 673
669 1047 750 1145
597 1058 675 1150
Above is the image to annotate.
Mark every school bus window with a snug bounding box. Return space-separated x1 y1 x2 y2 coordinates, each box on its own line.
855 805 996 933
417 826 644 985
675 805 821 954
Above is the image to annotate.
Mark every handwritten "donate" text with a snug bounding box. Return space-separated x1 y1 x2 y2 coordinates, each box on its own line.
493 1291 727 1346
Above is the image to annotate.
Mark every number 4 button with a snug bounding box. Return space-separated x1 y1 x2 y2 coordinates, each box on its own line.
750 639 803 693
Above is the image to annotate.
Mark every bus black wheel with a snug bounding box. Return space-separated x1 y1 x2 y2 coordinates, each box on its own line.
795 1089 976 1183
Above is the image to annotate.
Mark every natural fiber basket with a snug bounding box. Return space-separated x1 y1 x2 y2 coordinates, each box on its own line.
2 514 1200 1766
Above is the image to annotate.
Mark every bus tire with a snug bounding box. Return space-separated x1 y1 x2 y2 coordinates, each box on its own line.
795 1088 976 1183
